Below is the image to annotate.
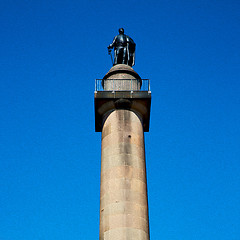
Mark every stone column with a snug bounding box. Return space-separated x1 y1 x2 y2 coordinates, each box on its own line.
99 64 150 240
100 109 149 240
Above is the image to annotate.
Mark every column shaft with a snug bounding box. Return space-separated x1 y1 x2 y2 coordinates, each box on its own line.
100 109 149 240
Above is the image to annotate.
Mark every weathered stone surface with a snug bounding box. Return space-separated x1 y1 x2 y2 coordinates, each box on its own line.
101 153 146 171
100 201 148 219
100 109 149 240
100 228 149 240
102 64 142 97
100 213 149 232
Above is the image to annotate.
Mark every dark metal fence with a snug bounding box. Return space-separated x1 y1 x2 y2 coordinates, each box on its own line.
95 79 150 92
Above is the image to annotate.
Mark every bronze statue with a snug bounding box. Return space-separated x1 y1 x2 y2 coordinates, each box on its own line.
108 28 136 67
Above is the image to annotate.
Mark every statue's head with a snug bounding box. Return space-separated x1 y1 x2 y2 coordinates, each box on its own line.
119 28 124 34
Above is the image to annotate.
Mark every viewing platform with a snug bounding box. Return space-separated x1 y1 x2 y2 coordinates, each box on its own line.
94 78 151 132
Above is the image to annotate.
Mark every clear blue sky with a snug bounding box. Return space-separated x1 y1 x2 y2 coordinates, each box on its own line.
1 0 239 239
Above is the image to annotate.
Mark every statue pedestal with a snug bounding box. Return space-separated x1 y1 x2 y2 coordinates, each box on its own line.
102 64 142 91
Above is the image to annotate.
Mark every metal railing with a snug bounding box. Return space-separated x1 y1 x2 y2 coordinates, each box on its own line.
95 79 150 92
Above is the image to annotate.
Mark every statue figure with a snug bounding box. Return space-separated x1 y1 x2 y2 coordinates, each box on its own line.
108 28 136 67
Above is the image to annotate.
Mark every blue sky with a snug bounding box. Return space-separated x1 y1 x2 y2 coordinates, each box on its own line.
0 0 240 239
